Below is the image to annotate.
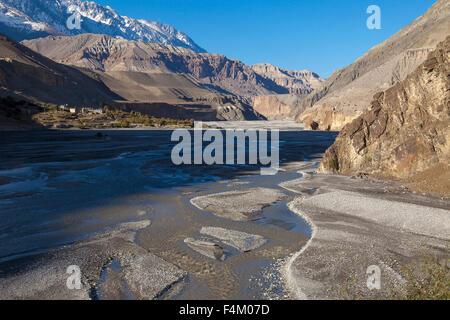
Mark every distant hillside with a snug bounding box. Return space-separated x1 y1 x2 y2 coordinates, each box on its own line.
249 63 324 120
0 32 265 122
251 63 323 95
251 95 304 120
0 33 121 105
295 0 450 131
23 33 295 99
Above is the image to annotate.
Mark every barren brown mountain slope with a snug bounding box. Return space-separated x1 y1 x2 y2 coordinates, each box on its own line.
95 71 216 103
22 34 293 99
320 36 450 197
7 35 263 120
295 0 450 130
0 33 121 105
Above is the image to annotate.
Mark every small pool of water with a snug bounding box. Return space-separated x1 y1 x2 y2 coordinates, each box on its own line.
95 259 136 300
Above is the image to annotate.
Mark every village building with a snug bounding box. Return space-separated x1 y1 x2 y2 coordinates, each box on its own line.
81 107 104 114
58 104 69 111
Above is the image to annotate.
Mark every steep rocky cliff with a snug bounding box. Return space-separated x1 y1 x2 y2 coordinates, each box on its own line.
251 95 294 120
295 0 450 130
320 36 450 196
250 63 324 120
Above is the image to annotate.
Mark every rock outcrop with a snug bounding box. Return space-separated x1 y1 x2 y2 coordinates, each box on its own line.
320 36 450 195
251 94 313 120
295 0 450 130
298 104 359 131
252 95 294 120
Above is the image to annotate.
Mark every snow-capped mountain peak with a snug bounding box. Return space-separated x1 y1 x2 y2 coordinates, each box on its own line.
0 0 205 52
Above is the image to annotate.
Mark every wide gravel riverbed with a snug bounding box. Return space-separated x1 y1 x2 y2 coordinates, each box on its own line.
0 129 336 299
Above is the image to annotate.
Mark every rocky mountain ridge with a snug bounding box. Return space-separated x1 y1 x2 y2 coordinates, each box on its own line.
251 63 323 95
0 0 205 52
23 33 312 98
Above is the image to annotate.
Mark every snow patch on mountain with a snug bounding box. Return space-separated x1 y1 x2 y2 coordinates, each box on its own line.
0 0 205 52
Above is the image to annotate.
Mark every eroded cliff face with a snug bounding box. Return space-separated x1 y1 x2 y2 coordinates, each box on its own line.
294 0 450 130
251 95 293 120
251 63 323 95
296 104 360 131
320 36 450 195
250 64 324 120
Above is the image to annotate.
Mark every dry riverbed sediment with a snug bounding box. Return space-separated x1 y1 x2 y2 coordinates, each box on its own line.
0 170 309 300
0 220 187 300
1 159 448 300
281 172 450 299
190 188 285 221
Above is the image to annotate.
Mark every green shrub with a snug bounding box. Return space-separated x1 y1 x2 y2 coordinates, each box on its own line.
338 251 450 300
119 119 130 128
101 106 193 128
393 253 450 300
42 103 58 111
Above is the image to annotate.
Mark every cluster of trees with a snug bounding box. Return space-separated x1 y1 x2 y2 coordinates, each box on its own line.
103 107 194 128
0 99 194 129
41 103 59 111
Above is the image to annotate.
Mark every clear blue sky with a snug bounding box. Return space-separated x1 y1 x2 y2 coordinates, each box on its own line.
93 0 437 78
